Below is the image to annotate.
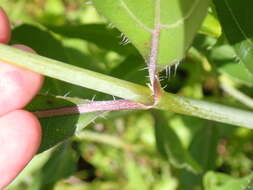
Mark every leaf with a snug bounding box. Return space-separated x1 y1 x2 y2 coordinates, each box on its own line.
11 24 103 152
213 0 253 75
203 171 253 190
110 55 148 84
92 0 209 71
189 124 219 170
179 122 220 190
211 45 253 86
47 24 138 56
8 24 153 104
26 95 102 153
28 142 78 190
12 24 92 97
200 12 222 38
153 111 202 173
12 24 72 96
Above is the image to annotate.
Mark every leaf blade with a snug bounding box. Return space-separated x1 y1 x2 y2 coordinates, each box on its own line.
153 111 202 173
92 0 209 70
213 0 253 75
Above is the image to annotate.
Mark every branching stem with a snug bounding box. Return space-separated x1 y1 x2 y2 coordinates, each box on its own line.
1 44 253 128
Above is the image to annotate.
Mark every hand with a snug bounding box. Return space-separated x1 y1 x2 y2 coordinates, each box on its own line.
0 8 44 189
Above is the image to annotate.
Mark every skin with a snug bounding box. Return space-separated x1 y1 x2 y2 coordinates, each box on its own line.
0 8 44 189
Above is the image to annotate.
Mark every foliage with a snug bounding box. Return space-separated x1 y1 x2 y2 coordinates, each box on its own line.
1 0 253 189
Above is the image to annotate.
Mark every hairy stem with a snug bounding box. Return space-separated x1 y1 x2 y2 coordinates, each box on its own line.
1 44 253 128
34 100 149 118
0 44 153 105
148 0 162 103
156 93 253 129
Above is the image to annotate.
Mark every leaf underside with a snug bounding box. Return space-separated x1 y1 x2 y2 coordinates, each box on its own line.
92 0 209 71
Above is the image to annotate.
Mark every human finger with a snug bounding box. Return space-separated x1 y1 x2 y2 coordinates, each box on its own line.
0 7 11 44
0 45 44 116
0 110 42 189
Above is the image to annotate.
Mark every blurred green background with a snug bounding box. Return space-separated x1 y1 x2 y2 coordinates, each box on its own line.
2 0 253 189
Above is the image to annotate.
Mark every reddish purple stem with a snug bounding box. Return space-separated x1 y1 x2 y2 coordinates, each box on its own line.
149 25 161 102
149 26 160 87
34 100 150 118
148 0 162 103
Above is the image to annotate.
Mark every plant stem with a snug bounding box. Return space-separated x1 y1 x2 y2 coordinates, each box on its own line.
34 100 149 118
0 44 153 105
1 44 253 128
148 0 162 102
75 130 133 151
156 93 253 129
220 82 253 109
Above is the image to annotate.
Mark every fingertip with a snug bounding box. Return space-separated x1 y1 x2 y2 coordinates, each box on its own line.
0 7 11 44
0 110 42 189
0 45 44 116
5 110 42 141
12 44 44 95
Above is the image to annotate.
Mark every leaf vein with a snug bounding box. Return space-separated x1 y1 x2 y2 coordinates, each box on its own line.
160 0 201 29
119 0 153 32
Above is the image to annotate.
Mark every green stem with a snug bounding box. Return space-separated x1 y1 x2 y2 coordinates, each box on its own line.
0 44 153 105
1 44 253 128
220 82 253 110
75 130 133 151
156 93 253 129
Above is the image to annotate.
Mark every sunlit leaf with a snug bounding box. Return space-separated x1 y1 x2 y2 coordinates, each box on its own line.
92 0 209 71
211 45 253 86
213 0 253 75
47 24 138 56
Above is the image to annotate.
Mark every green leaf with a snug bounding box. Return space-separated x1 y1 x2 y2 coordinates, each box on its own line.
47 24 138 56
12 24 91 97
11 24 103 152
199 12 221 38
211 45 253 86
153 111 202 173
12 24 72 96
189 125 219 170
92 0 209 71
179 123 220 190
11 24 67 62
110 55 147 84
26 95 102 152
213 0 253 75
203 171 253 190
28 143 78 190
